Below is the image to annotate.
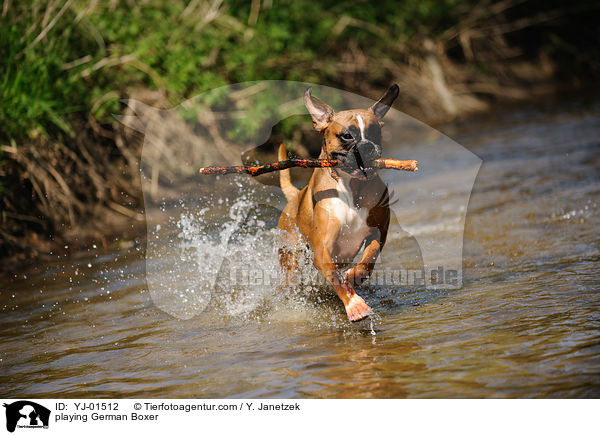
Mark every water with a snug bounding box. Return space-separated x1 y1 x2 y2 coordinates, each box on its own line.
2 95 599 398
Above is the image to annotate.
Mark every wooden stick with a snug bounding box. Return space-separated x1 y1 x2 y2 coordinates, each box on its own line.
199 157 418 176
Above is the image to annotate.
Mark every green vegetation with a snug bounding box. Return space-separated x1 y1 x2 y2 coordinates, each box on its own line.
1 0 599 259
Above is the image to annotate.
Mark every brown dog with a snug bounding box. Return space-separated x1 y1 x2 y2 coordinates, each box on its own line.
278 85 399 321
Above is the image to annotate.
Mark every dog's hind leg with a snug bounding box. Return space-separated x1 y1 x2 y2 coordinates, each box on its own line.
277 213 304 287
279 245 300 286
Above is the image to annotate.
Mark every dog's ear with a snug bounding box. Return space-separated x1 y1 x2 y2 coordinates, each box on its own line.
369 84 399 122
304 88 334 132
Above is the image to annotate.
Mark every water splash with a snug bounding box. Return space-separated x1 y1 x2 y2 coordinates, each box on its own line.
145 176 385 330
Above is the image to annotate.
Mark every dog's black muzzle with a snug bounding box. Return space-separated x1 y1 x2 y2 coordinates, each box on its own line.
336 140 381 180
357 140 381 164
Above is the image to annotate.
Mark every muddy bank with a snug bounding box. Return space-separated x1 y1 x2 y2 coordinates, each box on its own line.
2 82 596 277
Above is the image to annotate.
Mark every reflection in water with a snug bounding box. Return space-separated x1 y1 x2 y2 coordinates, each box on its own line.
1 96 599 398
297 334 425 398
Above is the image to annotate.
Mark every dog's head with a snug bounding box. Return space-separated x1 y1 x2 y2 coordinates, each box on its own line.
304 84 399 180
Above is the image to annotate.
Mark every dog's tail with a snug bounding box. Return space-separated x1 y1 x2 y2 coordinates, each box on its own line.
278 143 299 202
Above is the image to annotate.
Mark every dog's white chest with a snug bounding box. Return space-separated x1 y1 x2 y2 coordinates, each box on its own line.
329 178 370 262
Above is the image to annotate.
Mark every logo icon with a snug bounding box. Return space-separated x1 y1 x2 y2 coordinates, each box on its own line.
3 401 50 433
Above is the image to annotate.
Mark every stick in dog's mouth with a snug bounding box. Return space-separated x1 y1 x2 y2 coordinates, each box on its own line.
198 155 418 176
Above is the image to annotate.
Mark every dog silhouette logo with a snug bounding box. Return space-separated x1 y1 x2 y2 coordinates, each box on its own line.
3 401 50 432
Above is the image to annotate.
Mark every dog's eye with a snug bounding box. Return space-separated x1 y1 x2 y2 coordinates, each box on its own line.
341 133 353 141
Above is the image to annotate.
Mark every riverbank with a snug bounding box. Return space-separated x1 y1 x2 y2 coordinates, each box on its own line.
2 1 599 270
3 83 597 279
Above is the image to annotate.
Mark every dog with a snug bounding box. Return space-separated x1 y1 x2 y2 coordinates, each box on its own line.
277 85 399 321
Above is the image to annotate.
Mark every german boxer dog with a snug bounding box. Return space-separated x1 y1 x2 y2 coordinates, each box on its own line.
278 85 399 322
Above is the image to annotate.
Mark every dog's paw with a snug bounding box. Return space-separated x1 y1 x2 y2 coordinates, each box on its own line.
345 294 372 322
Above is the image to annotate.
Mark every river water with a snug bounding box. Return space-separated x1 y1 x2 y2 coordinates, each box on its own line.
1 94 599 398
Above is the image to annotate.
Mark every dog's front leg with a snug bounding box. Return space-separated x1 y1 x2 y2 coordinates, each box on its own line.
345 237 381 287
314 243 373 321
346 205 389 287
311 206 372 321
